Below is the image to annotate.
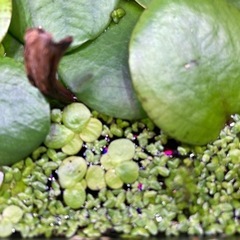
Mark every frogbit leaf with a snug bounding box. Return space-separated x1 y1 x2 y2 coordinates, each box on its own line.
59 0 146 120
9 0 119 50
0 57 50 165
134 0 152 8
0 44 4 56
129 0 240 145
2 34 24 62
227 0 240 9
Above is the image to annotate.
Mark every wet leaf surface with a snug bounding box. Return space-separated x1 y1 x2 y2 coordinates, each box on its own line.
129 0 240 145
59 1 146 119
0 0 12 42
9 0 119 50
0 57 50 165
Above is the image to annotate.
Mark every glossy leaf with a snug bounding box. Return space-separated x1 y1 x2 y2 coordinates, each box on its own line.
0 57 50 165
134 0 152 8
0 44 4 56
228 0 240 8
0 0 12 42
9 0 119 49
59 0 146 119
2 34 24 62
129 0 240 145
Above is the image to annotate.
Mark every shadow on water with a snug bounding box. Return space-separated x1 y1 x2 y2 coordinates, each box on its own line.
5 234 240 240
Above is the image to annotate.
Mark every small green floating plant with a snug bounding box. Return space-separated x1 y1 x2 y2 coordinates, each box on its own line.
0 102 239 238
0 0 240 238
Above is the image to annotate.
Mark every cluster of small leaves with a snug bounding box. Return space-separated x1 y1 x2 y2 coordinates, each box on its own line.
0 107 239 238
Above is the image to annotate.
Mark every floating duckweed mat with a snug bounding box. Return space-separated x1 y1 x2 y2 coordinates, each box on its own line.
0 102 239 238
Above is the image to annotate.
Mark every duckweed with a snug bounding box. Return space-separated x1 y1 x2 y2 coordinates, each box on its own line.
0 102 240 238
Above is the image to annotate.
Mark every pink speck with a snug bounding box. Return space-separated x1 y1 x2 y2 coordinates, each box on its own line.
164 149 173 156
133 134 138 140
138 183 144 191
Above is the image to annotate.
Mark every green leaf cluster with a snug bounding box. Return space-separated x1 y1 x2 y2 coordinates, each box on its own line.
2 0 240 159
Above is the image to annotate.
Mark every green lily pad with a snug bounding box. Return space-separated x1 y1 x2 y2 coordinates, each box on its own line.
86 165 106 190
0 57 50 165
62 103 91 133
228 0 240 8
59 0 146 119
9 0 119 49
0 0 12 42
58 156 87 189
2 34 24 62
129 0 240 145
0 44 4 56
63 183 86 209
115 161 139 184
134 0 152 8
44 123 75 149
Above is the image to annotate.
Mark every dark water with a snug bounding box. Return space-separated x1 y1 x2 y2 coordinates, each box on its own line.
6 236 240 240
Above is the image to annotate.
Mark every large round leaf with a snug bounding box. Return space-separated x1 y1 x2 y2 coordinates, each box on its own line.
228 0 240 9
2 34 24 62
59 1 146 120
129 0 240 145
9 0 119 50
0 57 50 165
0 0 12 42
134 0 152 8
